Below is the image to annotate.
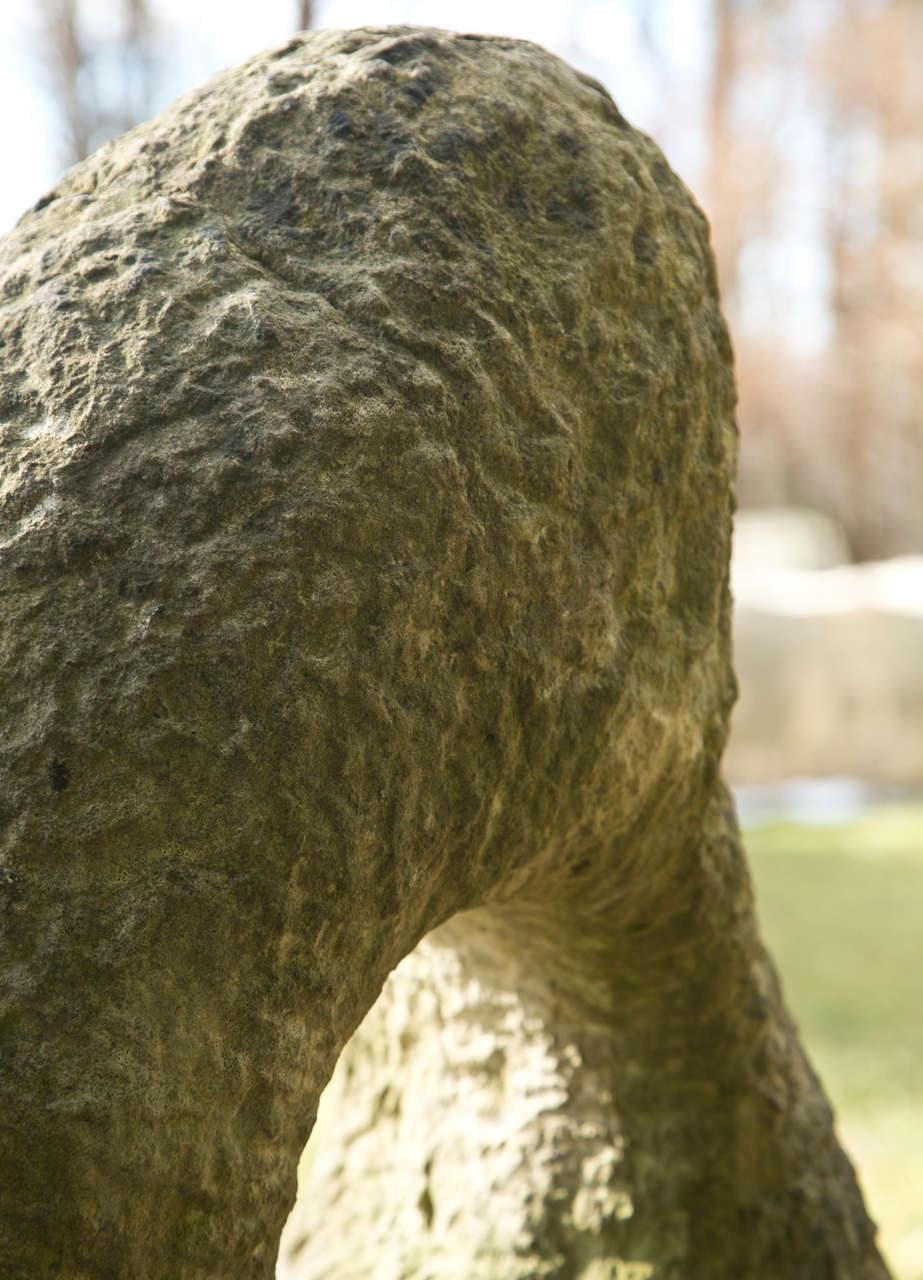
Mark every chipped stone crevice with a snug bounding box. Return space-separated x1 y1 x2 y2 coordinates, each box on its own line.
0 26 889 1280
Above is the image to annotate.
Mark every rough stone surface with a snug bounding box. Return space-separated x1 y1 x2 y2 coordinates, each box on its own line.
0 26 889 1280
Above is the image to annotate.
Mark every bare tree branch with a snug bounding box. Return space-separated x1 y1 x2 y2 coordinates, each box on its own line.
119 0 157 134
38 0 92 163
36 0 161 170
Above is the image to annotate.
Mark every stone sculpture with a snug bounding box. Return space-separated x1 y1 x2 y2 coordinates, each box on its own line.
0 26 890 1280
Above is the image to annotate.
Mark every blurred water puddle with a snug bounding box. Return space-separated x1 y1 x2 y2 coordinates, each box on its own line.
732 776 922 828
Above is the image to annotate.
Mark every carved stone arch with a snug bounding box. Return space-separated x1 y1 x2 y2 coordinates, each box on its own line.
0 27 888 1280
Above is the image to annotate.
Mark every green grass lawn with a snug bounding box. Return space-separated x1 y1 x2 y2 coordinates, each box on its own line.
745 803 923 1280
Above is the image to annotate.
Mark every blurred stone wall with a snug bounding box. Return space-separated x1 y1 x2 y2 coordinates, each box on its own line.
728 509 923 786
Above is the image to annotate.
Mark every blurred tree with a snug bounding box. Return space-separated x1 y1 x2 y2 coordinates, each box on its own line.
706 0 738 300
37 0 161 167
296 2 315 30
116 0 158 137
702 0 803 520
817 0 923 557
708 0 923 558
37 0 90 163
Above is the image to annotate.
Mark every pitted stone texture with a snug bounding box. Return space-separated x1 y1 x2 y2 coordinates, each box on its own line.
0 26 888 1280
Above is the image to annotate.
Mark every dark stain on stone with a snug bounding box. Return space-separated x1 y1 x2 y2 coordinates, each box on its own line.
403 75 440 107
544 178 598 232
632 226 658 264
327 108 355 139
373 111 415 165
49 759 71 793
555 131 582 155
118 573 157 601
418 1182 435 1229
253 317 277 345
245 183 299 228
375 36 436 67
429 127 478 164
